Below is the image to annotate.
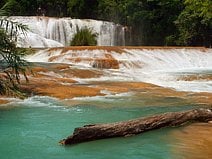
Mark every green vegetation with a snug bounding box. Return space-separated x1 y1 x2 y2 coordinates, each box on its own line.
0 5 30 96
66 0 212 47
70 27 97 46
174 0 211 46
0 0 211 46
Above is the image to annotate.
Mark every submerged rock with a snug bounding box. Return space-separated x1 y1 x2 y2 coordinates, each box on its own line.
92 58 119 69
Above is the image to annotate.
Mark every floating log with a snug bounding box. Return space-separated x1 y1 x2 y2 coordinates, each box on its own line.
60 108 212 145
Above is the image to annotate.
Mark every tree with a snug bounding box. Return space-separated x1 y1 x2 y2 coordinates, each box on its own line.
67 0 98 19
175 0 211 47
96 0 183 45
1 0 210 46
122 0 183 45
0 0 21 16
0 0 7 8
97 0 120 23
0 4 30 96
70 27 98 46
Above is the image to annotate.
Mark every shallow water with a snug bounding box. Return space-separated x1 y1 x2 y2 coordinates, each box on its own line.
0 96 200 159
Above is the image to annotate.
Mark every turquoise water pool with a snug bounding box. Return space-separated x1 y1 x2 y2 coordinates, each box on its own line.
0 96 198 159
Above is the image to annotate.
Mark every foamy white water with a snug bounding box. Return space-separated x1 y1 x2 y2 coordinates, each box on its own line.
26 47 212 93
7 16 125 48
71 92 134 102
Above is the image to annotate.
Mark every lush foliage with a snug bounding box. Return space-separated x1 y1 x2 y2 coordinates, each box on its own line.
70 27 97 46
0 5 30 96
0 0 69 16
174 0 211 46
0 0 211 46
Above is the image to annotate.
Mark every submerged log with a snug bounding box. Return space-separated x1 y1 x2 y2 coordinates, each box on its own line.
60 108 212 145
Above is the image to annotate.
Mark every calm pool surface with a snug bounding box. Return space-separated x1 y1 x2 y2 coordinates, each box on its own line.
0 96 199 159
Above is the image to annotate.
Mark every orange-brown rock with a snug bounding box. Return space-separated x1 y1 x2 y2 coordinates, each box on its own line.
177 74 212 81
61 68 102 79
48 46 207 53
20 68 212 106
15 61 211 106
51 64 70 70
0 98 9 105
92 58 119 69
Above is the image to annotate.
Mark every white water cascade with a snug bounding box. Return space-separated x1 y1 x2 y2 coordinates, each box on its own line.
8 16 125 48
26 47 212 93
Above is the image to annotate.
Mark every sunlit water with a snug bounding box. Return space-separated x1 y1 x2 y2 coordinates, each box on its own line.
0 96 200 159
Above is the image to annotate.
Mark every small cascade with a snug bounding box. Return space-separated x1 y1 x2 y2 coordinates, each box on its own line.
26 47 212 72
26 47 212 92
8 16 125 48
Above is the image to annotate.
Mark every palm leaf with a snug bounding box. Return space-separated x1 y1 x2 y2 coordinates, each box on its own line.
0 5 31 96
0 17 28 40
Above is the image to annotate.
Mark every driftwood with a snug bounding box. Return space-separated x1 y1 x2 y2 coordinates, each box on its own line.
60 108 212 145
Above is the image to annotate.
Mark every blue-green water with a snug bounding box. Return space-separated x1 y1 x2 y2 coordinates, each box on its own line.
0 96 198 159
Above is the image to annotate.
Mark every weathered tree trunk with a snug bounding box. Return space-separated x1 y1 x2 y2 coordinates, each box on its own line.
60 108 212 145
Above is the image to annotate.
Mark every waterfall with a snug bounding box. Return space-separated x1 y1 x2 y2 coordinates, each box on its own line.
26 47 212 92
26 47 212 70
8 16 125 48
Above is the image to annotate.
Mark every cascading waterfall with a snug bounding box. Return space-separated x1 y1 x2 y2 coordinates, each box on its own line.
26 47 212 93
8 16 125 48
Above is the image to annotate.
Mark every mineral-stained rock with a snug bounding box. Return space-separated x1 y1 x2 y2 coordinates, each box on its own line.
92 58 119 69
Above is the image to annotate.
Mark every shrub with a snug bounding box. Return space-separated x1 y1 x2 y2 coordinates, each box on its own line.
70 27 98 46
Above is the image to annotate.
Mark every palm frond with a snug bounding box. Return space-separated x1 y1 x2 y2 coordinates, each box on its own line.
0 15 31 97
0 17 28 40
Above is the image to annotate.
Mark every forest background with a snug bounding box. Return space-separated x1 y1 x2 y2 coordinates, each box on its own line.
0 0 211 47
